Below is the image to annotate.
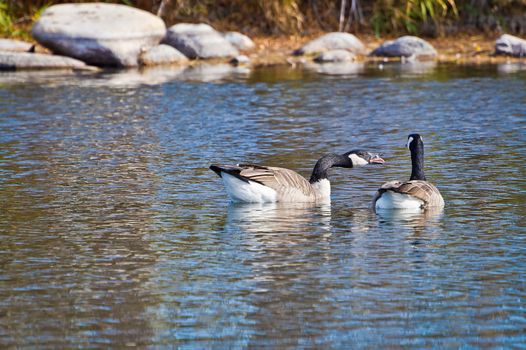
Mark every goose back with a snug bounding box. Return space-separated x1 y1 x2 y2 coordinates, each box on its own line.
211 164 319 202
373 180 444 209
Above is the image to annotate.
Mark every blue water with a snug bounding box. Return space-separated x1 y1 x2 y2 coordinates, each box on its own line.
0 62 525 348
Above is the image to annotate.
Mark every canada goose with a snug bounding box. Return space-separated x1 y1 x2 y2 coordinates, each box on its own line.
210 150 385 203
373 134 444 210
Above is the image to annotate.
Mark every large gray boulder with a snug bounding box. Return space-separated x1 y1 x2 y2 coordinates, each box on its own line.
0 39 33 52
495 34 526 57
32 3 166 67
371 36 437 58
294 32 365 56
163 23 238 59
0 52 89 70
139 44 188 66
223 32 255 51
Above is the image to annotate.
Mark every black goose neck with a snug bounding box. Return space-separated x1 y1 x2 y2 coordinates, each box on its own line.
309 153 350 183
409 140 427 181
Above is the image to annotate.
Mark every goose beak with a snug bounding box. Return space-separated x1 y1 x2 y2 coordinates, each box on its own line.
368 154 385 164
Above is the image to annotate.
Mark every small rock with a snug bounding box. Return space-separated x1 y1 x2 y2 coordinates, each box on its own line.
370 36 437 58
0 39 33 52
230 55 250 66
495 34 526 57
223 32 255 51
294 32 365 56
163 23 239 59
0 52 89 70
32 3 166 67
139 44 188 66
314 49 355 63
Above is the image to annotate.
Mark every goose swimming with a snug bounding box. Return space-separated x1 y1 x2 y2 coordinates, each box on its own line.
373 134 444 210
211 150 384 203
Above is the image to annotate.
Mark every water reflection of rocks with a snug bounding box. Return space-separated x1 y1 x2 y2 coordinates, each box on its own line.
377 60 438 76
303 61 365 76
0 64 251 87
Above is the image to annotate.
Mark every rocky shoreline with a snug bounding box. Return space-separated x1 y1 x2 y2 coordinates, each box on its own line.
0 3 525 72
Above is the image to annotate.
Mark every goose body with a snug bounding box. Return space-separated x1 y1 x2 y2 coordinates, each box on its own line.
373 134 444 210
211 151 384 203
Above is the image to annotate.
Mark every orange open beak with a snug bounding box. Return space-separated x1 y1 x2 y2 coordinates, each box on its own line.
369 154 385 164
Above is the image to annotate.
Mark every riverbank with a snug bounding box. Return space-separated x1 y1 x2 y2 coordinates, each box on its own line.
4 32 521 70
1 2 524 72
248 33 523 67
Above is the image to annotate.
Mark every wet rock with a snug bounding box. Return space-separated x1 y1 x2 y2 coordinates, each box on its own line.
223 32 255 51
0 39 33 52
32 3 166 67
139 44 188 66
0 52 89 70
163 23 238 59
230 55 250 66
495 34 526 57
314 49 355 63
294 32 365 56
371 36 437 58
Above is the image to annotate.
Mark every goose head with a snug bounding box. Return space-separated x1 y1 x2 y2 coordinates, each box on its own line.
343 149 385 167
406 134 424 150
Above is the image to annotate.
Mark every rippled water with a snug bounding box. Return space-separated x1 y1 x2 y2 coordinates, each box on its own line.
1 62 525 348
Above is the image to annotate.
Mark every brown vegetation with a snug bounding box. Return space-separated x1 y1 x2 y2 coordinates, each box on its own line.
2 0 526 40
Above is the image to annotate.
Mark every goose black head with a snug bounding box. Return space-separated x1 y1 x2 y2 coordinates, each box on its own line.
406 134 424 150
343 149 385 168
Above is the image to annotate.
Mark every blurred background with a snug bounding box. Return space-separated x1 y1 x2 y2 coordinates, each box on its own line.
2 0 526 40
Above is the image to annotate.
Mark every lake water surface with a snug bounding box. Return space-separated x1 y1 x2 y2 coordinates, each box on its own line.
1 62 525 348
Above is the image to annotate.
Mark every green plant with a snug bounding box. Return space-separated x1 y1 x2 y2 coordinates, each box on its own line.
404 0 457 32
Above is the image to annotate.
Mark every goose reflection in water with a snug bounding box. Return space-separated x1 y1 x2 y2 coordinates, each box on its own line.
227 202 332 236
376 207 443 226
375 207 445 244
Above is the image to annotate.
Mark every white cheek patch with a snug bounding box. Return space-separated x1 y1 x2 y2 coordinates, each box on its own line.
406 136 414 149
349 153 369 167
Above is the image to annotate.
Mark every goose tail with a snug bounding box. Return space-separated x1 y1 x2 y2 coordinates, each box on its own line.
209 164 249 182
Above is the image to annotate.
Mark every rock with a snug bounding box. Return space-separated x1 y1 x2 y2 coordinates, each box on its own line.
32 3 166 67
495 34 526 57
230 55 250 66
314 49 355 63
223 32 255 51
163 23 239 59
371 36 437 58
294 32 365 56
139 44 188 66
0 39 33 52
0 52 89 70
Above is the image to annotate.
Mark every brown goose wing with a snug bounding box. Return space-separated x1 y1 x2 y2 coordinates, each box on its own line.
238 164 315 198
375 180 444 208
210 163 315 198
